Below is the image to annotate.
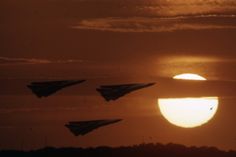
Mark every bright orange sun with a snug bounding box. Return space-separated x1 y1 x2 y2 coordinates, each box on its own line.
158 73 219 128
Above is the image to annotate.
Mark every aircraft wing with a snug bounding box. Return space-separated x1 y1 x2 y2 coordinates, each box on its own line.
27 80 86 98
96 83 155 101
65 119 122 136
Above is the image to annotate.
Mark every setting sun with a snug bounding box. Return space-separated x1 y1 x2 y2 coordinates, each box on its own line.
173 73 206 80
158 73 219 128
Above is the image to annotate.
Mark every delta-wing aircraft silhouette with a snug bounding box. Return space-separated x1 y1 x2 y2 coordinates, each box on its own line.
65 119 122 136
96 83 155 101
27 80 86 98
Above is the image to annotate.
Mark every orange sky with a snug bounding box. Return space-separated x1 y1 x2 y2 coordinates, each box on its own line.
1 0 236 151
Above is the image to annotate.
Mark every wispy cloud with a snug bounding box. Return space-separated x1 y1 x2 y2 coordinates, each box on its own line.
136 0 236 16
0 107 42 114
72 15 236 33
0 57 83 65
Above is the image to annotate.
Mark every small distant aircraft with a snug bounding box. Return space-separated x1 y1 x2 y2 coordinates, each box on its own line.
96 83 156 101
65 119 122 136
27 80 86 98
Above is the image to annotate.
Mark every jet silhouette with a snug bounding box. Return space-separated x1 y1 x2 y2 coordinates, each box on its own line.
65 119 122 136
96 83 155 101
27 80 86 98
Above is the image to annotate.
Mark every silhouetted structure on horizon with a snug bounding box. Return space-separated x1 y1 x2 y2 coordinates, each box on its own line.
27 80 86 98
65 119 122 136
96 83 155 101
1 143 235 157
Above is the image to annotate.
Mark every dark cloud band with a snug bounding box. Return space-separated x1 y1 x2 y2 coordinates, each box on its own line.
0 57 83 65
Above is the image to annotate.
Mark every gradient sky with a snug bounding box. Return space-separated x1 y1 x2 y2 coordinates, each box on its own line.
1 0 236 151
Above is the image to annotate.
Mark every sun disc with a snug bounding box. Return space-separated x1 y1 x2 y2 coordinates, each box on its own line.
173 73 206 80
158 97 218 128
158 73 219 128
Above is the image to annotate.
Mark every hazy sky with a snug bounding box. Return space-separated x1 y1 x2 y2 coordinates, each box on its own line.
1 0 236 150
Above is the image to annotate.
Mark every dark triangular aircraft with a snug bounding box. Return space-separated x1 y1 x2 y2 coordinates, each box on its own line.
65 119 122 136
96 82 156 101
27 80 86 98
